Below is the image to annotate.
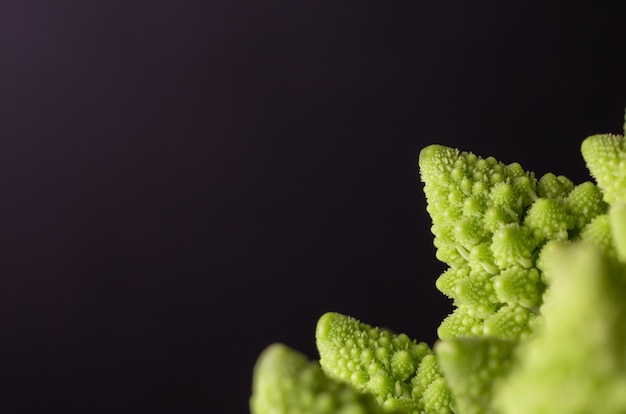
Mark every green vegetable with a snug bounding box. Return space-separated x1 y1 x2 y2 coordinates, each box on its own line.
250 111 626 413
494 242 626 414
315 312 451 414
250 343 393 414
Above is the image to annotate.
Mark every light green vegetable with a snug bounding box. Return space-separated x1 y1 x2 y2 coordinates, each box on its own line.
250 343 393 414
435 337 517 414
315 312 452 414
493 242 626 414
418 143 605 341
250 111 626 414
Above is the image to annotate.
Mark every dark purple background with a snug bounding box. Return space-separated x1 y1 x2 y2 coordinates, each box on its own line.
2 2 626 413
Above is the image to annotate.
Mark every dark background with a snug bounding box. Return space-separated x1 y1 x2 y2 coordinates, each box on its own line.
2 2 626 413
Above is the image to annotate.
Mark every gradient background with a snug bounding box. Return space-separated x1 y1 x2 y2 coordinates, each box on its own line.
2 2 626 413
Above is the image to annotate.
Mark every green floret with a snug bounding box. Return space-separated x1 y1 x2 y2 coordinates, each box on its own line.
412 354 453 414
483 206 517 233
490 223 537 269
580 213 615 258
489 182 522 219
418 143 608 343
609 201 626 262
435 266 471 299
435 337 518 414
419 145 538 270
315 312 453 414
581 133 626 204
454 217 488 251
453 268 497 317
492 265 542 308
523 197 574 242
250 343 393 414
468 242 498 274
249 115 626 414
438 293 538 341
536 172 574 200
419 145 544 339
495 243 626 414
566 181 607 231
483 304 537 340
437 306 484 339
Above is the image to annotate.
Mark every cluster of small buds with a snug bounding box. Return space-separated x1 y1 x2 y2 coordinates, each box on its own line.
250 126 626 414
250 343 393 414
316 312 453 414
419 145 606 340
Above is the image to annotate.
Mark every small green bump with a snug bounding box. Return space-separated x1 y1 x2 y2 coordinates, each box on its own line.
581 133 626 204
493 265 542 308
609 202 626 263
250 343 391 414
435 337 517 414
454 270 497 316
491 224 538 269
537 173 573 200
316 312 441 413
454 218 486 249
483 206 516 232
419 144 459 182
580 214 615 259
436 266 471 299
391 350 416 380
438 307 485 339
316 312 335 339
483 304 536 339
524 198 573 242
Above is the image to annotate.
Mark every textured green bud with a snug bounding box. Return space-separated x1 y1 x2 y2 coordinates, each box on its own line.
491 224 537 269
523 198 573 242
438 306 484 339
493 265 543 308
496 243 626 414
537 173 574 200
316 312 452 413
580 214 615 259
436 337 518 414
250 343 392 414
483 304 536 339
581 133 626 204
566 181 607 231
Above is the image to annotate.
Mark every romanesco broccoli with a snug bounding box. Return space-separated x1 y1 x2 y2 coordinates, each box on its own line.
315 312 452 414
494 242 626 414
251 343 393 414
418 143 606 341
250 110 626 414
435 336 516 414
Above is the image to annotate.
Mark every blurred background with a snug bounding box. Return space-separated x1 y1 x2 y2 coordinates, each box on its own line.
2 2 626 413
